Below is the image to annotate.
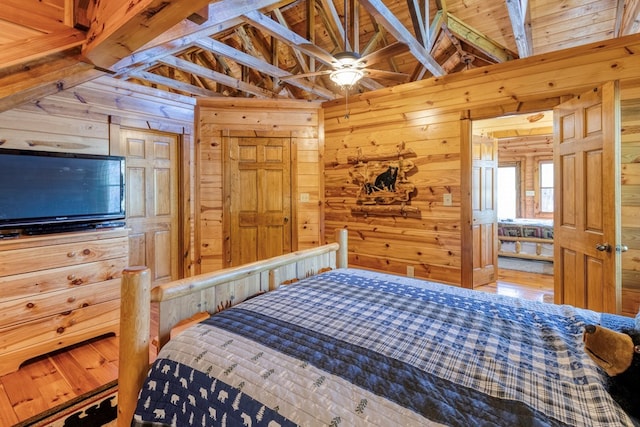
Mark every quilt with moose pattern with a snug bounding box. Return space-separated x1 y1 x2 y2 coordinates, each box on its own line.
132 268 636 426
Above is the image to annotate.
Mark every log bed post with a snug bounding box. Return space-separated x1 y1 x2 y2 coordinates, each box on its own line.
336 228 348 268
118 266 151 427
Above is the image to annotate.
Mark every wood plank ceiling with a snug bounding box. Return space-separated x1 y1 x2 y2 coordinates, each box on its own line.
1 0 639 110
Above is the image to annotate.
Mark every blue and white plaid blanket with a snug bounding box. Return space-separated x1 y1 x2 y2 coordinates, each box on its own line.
133 268 636 426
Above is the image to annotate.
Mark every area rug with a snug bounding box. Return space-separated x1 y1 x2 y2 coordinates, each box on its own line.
17 380 117 427
498 256 554 275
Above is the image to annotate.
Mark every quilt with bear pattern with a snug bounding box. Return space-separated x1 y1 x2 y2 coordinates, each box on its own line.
132 268 636 426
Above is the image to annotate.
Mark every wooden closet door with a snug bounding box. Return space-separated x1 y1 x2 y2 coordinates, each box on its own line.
120 128 180 286
226 136 292 266
553 82 621 313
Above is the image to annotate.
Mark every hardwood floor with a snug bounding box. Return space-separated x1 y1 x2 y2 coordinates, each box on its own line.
0 268 553 426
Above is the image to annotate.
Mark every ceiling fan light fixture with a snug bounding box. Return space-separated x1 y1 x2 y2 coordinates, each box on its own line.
330 68 364 87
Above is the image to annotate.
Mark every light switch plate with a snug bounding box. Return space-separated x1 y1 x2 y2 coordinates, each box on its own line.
443 193 452 206
300 193 310 202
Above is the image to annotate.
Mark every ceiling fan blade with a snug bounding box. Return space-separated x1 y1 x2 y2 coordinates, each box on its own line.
364 69 410 82
279 70 332 81
297 43 338 65
357 42 410 67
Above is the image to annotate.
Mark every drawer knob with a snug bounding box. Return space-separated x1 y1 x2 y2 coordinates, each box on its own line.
26 302 35 309
67 251 76 258
67 274 76 281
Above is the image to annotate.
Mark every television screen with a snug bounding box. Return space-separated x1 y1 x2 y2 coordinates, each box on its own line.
0 149 125 230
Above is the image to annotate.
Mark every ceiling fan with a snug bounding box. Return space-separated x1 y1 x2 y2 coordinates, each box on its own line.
282 42 410 85
280 0 410 88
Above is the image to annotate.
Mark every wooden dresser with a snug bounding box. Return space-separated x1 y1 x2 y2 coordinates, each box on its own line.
0 228 129 376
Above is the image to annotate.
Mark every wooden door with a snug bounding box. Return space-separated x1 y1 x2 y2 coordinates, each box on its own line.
471 134 498 287
553 82 621 313
226 136 292 266
120 129 180 286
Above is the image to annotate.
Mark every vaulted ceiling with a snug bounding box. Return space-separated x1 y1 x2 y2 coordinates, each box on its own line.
1 0 639 111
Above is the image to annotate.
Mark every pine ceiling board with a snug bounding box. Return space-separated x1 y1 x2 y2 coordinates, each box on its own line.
530 0 614 26
530 0 615 17
3 0 64 24
530 0 618 53
445 0 517 54
533 18 617 54
0 20 44 45
533 13 617 40
535 30 617 55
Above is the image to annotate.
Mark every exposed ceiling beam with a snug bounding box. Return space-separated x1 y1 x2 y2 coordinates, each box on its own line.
505 0 533 57
0 51 104 113
194 38 336 100
616 0 640 36
114 18 244 73
272 8 311 74
158 55 278 99
242 10 335 66
444 12 516 62
82 0 213 69
130 0 296 56
129 70 221 98
359 0 445 77
406 0 428 46
319 0 351 52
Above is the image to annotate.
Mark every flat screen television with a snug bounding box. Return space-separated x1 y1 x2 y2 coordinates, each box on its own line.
0 148 125 233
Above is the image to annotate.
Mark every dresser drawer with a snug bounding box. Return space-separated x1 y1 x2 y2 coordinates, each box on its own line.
0 300 120 376
0 278 120 328
0 257 128 301
0 236 128 276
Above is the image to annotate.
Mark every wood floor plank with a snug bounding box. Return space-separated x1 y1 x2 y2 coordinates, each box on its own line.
0 383 19 427
0 360 48 420
49 350 102 396
67 341 119 386
90 335 120 363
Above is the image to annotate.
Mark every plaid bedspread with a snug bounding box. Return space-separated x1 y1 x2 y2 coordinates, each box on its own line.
132 268 635 426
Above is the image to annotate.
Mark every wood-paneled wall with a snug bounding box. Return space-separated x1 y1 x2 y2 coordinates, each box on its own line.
0 76 198 275
195 98 323 274
323 33 640 298
620 95 640 317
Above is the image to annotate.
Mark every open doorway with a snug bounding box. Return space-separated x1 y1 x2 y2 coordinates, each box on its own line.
472 112 554 301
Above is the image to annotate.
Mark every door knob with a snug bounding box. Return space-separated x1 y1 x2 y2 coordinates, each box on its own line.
616 244 629 253
595 243 610 252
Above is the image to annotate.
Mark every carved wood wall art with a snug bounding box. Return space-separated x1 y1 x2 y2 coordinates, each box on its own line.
348 143 420 217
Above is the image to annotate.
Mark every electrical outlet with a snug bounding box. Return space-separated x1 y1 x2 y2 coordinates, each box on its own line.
300 193 310 202
443 193 452 206
406 266 415 277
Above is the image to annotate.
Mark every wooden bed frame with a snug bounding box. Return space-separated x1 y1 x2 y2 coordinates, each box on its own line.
116 229 349 426
497 235 554 262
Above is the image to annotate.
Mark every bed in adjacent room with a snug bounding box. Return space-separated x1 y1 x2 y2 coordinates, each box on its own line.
498 218 554 262
118 231 637 427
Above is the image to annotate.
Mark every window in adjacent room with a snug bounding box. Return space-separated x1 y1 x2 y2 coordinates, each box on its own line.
497 165 518 219
539 161 554 213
